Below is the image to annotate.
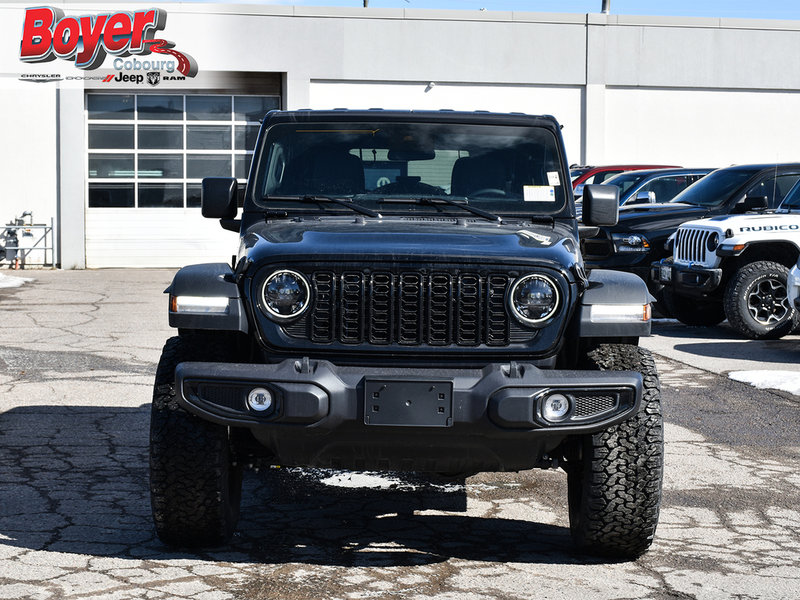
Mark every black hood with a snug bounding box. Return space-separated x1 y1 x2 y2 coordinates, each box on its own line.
611 203 711 233
240 216 580 270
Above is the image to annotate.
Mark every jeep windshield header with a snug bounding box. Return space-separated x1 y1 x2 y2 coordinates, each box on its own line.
253 121 568 216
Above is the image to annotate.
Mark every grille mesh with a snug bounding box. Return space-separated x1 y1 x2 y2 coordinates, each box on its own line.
573 395 617 418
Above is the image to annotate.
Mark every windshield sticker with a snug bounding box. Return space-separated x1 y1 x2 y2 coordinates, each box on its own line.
517 230 552 245
524 186 556 202
547 171 561 186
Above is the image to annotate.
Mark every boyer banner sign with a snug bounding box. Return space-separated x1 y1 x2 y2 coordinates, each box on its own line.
19 6 197 77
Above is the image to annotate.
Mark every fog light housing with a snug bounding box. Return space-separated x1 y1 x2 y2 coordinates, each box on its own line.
542 393 570 422
247 387 273 412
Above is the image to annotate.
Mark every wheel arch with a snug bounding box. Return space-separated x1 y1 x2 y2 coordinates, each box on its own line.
731 241 800 270
165 263 249 334
574 269 654 339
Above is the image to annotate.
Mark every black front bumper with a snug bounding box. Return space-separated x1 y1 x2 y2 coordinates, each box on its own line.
176 358 642 472
650 258 723 296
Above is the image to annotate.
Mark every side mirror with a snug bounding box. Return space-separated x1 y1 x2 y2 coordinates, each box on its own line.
581 184 619 226
634 190 656 204
738 194 768 213
202 177 238 219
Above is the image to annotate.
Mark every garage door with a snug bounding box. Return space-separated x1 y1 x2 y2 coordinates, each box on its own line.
84 92 279 267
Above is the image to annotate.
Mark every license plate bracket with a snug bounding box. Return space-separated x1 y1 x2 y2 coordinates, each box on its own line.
660 265 672 282
364 379 453 427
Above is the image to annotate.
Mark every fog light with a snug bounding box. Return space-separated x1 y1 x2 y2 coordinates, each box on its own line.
247 387 273 412
542 393 570 422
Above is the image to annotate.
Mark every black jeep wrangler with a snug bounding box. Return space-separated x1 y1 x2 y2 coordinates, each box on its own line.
150 110 663 559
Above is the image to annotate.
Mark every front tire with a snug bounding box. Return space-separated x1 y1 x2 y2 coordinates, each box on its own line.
723 261 798 340
149 335 243 547
567 344 663 559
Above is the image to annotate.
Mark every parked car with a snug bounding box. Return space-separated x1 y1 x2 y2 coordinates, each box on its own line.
582 163 800 301
571 164 679 198
151 109 664 558
651 178 800 338
576 168 712 218
606 168 713 207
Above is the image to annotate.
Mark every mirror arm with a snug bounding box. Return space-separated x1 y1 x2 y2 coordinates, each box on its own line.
219 219 241 232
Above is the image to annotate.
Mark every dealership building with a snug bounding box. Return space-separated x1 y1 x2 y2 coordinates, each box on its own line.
2 2 800 268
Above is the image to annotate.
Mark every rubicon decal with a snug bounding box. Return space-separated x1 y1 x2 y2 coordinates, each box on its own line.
19 6 197 77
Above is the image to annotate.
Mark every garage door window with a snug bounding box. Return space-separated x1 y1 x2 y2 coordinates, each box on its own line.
87 93 278 208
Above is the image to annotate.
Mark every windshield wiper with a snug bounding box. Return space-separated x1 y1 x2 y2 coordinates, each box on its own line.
265 195 382 218
378 196 502 223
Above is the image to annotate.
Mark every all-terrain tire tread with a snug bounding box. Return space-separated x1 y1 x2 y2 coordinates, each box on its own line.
722 260 798 340
571 344 663 559
149 335 242 547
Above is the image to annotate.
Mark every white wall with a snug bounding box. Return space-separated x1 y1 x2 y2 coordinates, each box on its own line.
603 87 800 166
0 82 58 264
309 81 584 164
4 3 800 267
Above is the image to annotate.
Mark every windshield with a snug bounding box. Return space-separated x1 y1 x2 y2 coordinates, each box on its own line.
669 168 758 207
603 172 650 198
254 121 568 216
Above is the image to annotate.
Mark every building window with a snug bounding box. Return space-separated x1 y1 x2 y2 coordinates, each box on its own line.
86 93 279 208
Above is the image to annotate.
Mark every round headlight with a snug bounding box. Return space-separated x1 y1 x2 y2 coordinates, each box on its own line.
509 274 560 325
261 269 311 321
706 232 720 252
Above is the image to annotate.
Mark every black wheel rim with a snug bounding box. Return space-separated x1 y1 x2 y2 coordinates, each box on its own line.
747 277 790 325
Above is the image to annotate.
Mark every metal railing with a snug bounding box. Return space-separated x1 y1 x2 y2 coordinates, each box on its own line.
1 218 56 269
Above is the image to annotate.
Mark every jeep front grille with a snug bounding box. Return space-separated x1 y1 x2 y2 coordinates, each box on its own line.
282 268 539 347
675 227 711 265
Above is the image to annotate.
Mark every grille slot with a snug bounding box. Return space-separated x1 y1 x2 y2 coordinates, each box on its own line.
292 268 543 347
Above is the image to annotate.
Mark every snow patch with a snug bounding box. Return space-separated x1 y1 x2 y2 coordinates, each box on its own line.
319 472 405 489
728 371 800 396
315 470 463 492
0 273 33 289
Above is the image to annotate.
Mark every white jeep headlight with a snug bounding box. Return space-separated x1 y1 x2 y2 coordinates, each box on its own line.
508 274 560 325
261 269 311 321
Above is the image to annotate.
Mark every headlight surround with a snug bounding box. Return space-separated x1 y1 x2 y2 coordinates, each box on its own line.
611 233 651 253
260 269 311 321
508 273 560 326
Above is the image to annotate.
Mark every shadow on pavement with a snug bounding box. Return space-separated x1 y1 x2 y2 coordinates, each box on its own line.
0 404 588 567
671 340 800 364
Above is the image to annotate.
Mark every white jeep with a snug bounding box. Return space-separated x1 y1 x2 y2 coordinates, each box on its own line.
650 184 800 339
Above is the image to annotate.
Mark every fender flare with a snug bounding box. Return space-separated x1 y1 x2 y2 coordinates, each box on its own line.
165 263 248 333
575 269 654 338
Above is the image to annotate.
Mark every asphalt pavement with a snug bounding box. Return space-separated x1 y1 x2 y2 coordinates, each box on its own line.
0 270 798 600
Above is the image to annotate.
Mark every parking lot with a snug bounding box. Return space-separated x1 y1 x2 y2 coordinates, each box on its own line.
0 269 798 600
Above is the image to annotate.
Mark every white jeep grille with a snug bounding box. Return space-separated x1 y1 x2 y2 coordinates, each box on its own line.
675 227 715 266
